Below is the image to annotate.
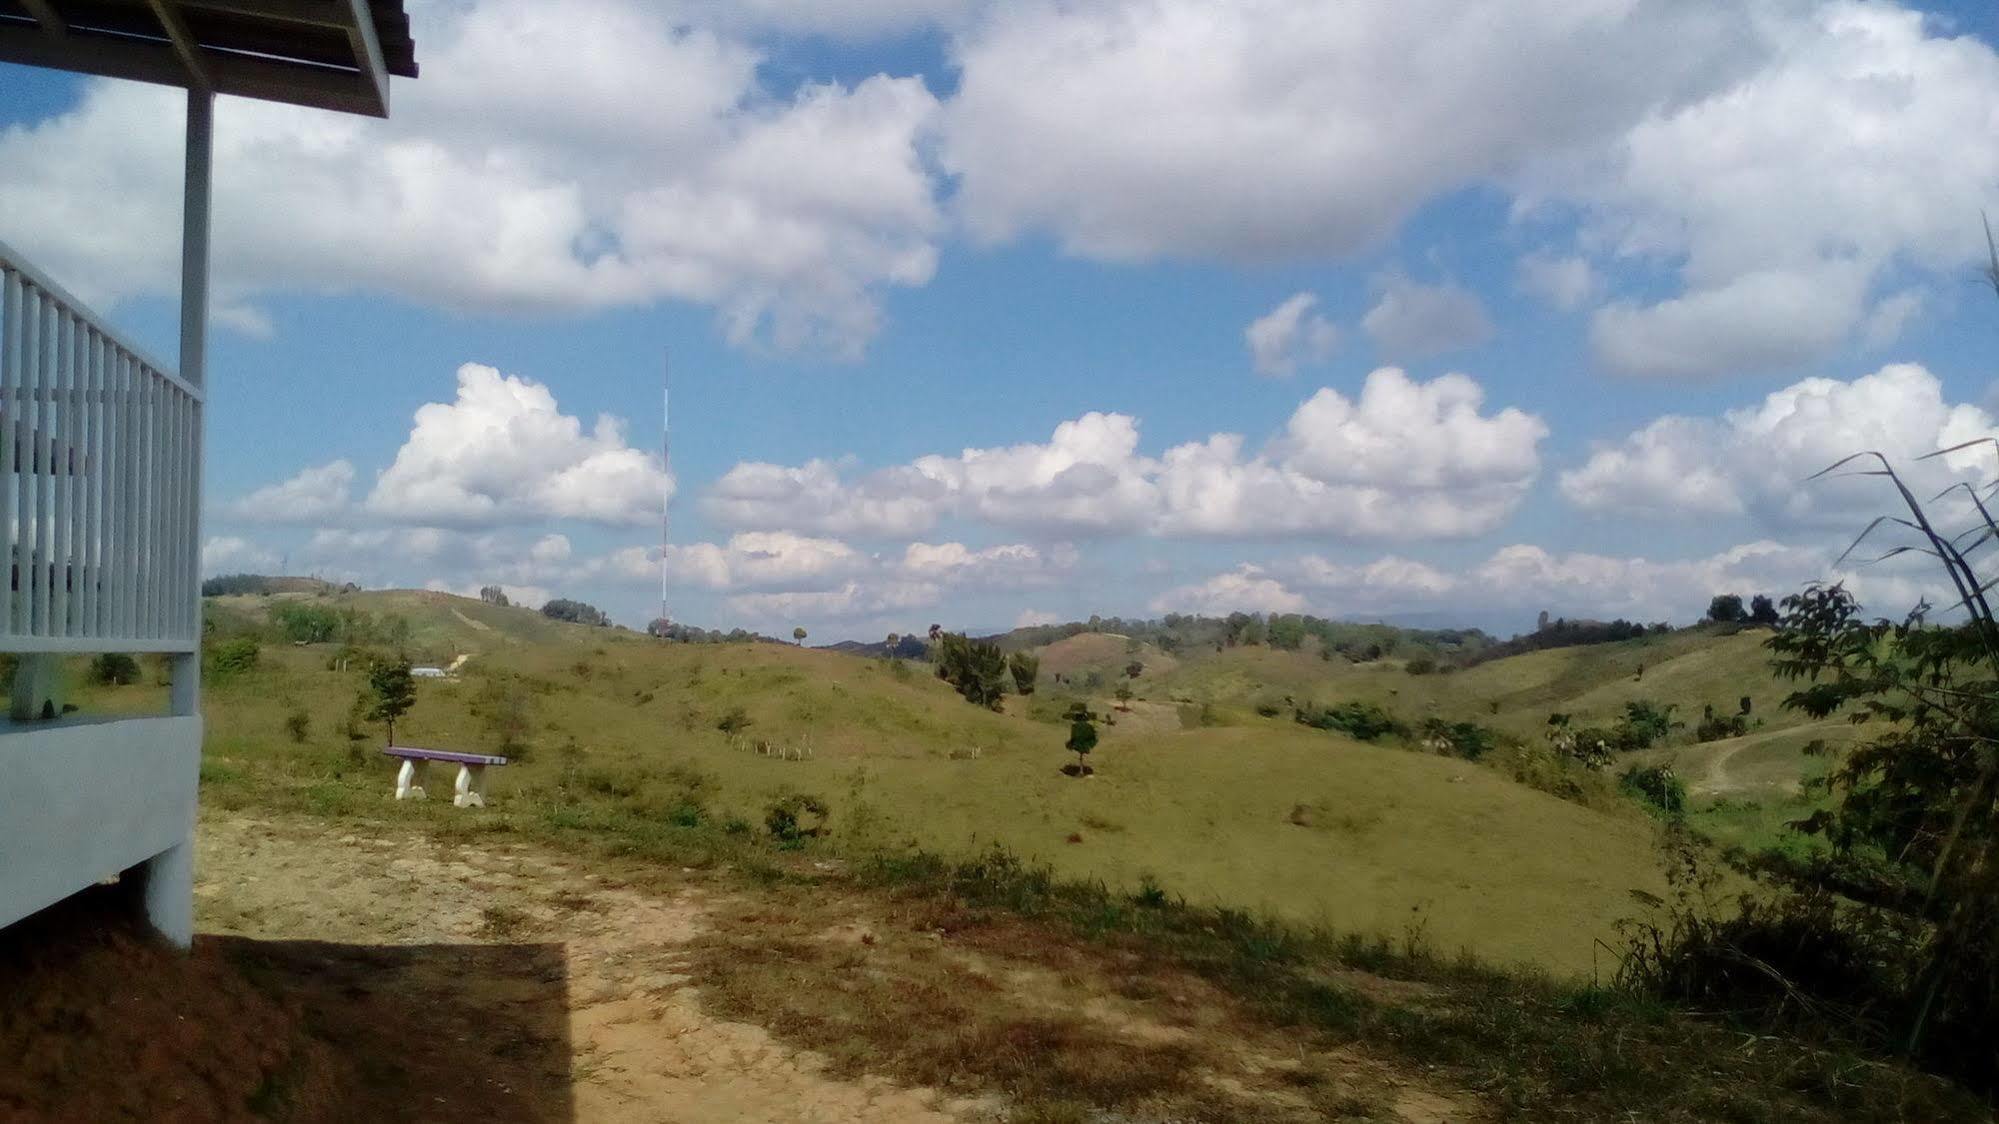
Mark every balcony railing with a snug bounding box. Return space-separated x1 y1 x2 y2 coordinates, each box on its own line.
0 241 201 654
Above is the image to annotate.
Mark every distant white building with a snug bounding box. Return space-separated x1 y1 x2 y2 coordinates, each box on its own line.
412 666 448 679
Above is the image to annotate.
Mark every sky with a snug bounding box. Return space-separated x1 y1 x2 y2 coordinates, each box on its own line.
3 0 1999 641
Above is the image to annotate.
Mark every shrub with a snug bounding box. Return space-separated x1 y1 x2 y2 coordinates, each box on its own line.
1617 699 1679 750
1418 718 1498 761
1007 651 1040 695
1619 764 1687 817
716 706 752 736
933 632 1009 709
540 598 611 627
1694 705 1750 743
1404 655 1437 675
1294 701 1403 742
88 653 140 686
282 705 310 744
764 793 828 846
206 637 261 681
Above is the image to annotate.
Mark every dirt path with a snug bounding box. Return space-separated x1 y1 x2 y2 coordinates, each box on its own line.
194 813 1475 1122
196 815 985 1123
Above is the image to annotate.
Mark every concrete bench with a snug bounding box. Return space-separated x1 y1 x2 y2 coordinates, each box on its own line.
384 746 508 808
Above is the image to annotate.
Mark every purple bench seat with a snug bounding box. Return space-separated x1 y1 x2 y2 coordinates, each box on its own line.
384 746 506 806
384 746 508 767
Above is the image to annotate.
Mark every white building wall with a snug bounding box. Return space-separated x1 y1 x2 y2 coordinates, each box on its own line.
0 715 201 943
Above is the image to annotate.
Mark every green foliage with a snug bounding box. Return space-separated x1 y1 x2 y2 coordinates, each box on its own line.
271 602 342 643
1619 764 1687 817
716 706 752 736
1706 594 1748 624
282 704 310 744
1419 718 1499 761
1123 660 1143 679
540 598 611 627
1748 594 1780 625
764 793 828 846
933 631 1009 709
207 637 261 681
1294 700 1403 742
1007 650 1040 695
87 653 140 686
364 657 417 745
1617 699 1680 750
1694 703 1750 743
1405 655 1438 675
1065 717 1098 766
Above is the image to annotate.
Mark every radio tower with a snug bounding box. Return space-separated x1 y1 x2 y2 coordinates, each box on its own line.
659 353 672 633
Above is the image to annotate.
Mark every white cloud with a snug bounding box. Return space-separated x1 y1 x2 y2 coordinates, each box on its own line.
1015 608 1064 628
1515 252 1598 311
1360 274 1493 358
365 363 671 528
1554 3 1999 375
1245 292 1338 377
666 532 865 591
201 536 282 576
228 460 356 524
0 0 942 355
1561 363 1996 527
896 541 1077 586
1151 565 1308 616
943 0 1759 262
1863 289 1925 349
1164 539 1946 626
707 368 1546 541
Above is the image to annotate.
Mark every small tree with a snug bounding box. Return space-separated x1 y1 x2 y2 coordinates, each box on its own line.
478 584 510 607
793 626 808 646
365 657 417 746
1124 660 1143 679
1065 716 1098 773
1706 593 1748 624
1007 651 1039 695
1748 594 1780 625
1114 682 1133 711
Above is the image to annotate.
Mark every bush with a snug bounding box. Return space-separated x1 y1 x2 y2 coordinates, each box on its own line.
764 793 828 846
1619 764 1687 817
88 653 140 686
282 705 310 744
540 598 611 627
1418 718 1499 761
1294 700 1403 742
206 637 260 681
1694 708 1750 742
716 706 752 736
1404 655 1437 675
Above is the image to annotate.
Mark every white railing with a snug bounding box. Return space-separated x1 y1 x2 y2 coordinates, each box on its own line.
0 242 202 654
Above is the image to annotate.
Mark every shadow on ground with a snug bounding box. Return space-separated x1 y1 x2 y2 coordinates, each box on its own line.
1 883 574 1123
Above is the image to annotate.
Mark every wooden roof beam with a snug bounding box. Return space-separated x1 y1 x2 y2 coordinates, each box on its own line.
144 0 213 88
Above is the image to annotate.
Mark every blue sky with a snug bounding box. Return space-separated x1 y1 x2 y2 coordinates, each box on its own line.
3 0 1999 640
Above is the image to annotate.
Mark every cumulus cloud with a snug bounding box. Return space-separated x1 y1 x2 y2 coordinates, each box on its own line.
365 363 671 528
201 536 282 576
1560 363 1995 527
943 0 1759 262
1556 4 1999 375
0 0 942 355
1150 565 1308 616
1245 292 1338 377
708 368 1546 541
1360 274 1493 358
1161 540 1943 625
228 460 356 524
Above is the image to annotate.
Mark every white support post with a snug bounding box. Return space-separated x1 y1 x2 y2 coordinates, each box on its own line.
169 88 210 720
147 89 211 952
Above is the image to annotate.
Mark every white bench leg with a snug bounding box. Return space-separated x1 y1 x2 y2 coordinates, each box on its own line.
454 763 485 808
395 759 427 800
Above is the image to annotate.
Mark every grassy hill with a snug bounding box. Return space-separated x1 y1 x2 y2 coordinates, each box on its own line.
64 590 1838 978
127 589 1710 976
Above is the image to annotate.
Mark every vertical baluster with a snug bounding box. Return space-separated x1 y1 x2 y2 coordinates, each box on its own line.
183 394 198 640
32 293 53 637
150 372 166 640
68 318 87 637
83 328 101 638
16 285 35 636
167 387 186 642
113 352 133 639
0 267 18 639
51 310 71 637
136 369 153 638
